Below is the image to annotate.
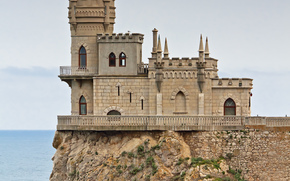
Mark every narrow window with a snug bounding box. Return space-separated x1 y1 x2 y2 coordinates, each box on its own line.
118 86 120 96
141 99 144 110
129 92 132 103
79 46 87 68
79 96 87 115
109 53 116 67
119 52 126 67
224 98 236 115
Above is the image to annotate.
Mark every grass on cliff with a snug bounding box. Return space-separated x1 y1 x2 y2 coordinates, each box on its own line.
190 157 224 170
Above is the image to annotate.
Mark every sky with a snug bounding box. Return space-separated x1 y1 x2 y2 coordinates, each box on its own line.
0 0 289 130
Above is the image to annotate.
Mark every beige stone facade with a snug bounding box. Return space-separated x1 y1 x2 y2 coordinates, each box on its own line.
59 0 253 118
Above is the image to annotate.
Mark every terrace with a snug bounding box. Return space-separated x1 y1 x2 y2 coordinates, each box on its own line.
57 116 290 131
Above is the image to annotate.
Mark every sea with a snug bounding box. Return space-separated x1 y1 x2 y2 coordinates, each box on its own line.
0 131 56 181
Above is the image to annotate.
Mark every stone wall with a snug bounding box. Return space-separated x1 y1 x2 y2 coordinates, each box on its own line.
182 130 290 181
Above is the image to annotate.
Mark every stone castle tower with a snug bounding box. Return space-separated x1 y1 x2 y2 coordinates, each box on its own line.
58 0 253 130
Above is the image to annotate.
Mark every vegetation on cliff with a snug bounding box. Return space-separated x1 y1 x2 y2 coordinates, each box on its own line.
50 131 256 181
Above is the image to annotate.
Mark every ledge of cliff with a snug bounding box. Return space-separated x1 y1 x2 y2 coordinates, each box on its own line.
50 130 290 181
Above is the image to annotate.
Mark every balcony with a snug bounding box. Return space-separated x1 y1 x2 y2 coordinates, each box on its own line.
57 116 246 131
57 116 290 131
137 64 149 74
59 66 98 76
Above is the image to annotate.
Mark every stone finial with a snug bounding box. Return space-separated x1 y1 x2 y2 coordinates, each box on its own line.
152 28 158 56
205 37 210 58
157 35 162 53
199 34 204 52
164 38 169 58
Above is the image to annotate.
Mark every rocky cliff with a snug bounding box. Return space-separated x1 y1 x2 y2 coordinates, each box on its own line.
50 130 290 181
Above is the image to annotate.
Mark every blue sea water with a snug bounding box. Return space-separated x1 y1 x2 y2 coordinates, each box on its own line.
0 131 56 181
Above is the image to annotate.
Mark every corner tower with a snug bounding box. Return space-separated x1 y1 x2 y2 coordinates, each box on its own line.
68 0 116 69
68 0 116 36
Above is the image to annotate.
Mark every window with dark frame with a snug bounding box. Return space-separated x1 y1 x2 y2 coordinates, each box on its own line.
118 86 120 96
119 52 126 67
129 92 132 103
141 99 144 110
79 96 87 115
79 46 87 68
224 98 236 115
109 52 116 67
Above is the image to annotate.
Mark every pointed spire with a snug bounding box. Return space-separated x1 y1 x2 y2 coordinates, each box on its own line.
157 35 162 52
164 38 169 58
205 37 210 58
199 34 204 52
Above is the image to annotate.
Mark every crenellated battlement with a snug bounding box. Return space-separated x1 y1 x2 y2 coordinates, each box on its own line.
149 57 218 71
97 33 144 43
212 78 253 88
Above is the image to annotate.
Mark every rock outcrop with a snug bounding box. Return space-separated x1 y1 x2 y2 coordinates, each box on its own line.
50 130 290 181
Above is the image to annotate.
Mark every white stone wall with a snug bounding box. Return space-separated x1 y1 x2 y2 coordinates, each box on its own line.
71 36 98 69
71 80 94 115
93 77 149 115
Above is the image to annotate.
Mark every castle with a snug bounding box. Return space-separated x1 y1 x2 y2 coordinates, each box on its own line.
58 0 254 131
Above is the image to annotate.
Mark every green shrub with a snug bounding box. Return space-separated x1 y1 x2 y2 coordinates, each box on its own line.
152 163 158 175
116 165 121 170
151 144 160 151
128 152 135 158
146 156 154 165
226 153 234 160
177 158 184 165
137 145 144 154
121 151 127 156
205 175 212 179
95 151 98 155
145 175 151 181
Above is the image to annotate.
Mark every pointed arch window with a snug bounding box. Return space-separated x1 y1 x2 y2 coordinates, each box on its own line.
79 96 87 115
119 52 126 67
79 46 87 68
224 98 236 115
175 91 186 113
109 53 116 67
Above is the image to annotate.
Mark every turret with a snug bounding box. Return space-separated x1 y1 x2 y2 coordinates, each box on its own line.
154 35 164 93
198 35 204 62
151 28 158 58
157 35 162 63
197 35 206 93
205 37 210 58
164 38 169 58
68 0 116 36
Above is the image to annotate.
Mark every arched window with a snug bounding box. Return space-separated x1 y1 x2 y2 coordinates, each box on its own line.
119 52 126 67
79 46 87 68
107 110 121 115
175 91 186 112
109 53 116 67
224 98 236 115
79 96 87 115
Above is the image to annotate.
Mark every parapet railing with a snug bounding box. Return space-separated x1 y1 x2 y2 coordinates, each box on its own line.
59 66 98 76
137 64 149 74
245 117 290 127
57 116 245 131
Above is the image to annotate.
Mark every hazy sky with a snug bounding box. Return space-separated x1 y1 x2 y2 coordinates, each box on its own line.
0 0 289 130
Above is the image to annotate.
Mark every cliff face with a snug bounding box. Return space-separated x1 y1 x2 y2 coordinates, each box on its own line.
50 130 290 181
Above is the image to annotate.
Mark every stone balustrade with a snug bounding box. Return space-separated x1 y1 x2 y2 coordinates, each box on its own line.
137 64 149 74
57 115 245 131
246 116 290 127
59 66 98 76
57 116 290 131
